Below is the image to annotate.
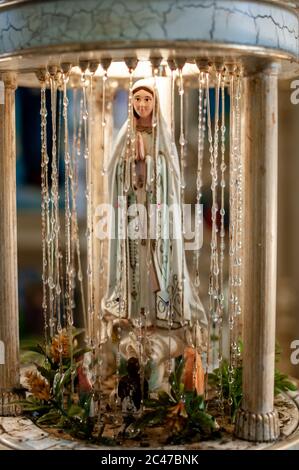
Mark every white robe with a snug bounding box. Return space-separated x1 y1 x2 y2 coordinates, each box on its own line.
102 79 207 336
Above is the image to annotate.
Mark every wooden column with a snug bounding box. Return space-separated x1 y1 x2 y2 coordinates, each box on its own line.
0 72 21 415
235 64 280 441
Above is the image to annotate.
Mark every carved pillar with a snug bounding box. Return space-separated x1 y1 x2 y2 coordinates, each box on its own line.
235 64 280 441
0 72 21 415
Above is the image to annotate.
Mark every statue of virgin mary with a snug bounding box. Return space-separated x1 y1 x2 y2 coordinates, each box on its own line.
102 77 207 388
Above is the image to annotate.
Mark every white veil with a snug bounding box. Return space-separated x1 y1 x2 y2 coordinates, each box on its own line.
103 77 207 332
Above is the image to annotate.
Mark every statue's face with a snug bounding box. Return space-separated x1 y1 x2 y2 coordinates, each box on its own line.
133 89 154 119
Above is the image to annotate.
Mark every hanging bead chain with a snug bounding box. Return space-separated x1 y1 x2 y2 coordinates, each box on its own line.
81 70 94 347
194 70 206 289
89 70 98 408
91 71 97 352
97 67 108 417
178 68 186 192
131 104 137 192
171 67 176 146
152 67 160 253
167 60 177 168
56 75 66 374
166 63 177 387
40 76 50 349
219 71 226 337
193 69 207 381
101 69 108 176
69 91 87 334
57 85 63 191
69 87 79 317
69 88 88 399
205 69 221 388
62 71 73 329
183 76 192 339
115 190 125 415
49 71 61 336
62 68 76 395
213 71 221 321
124 69 134 193
184 78 190 168
70 87 77 303
228 70 243 407
167 65 177 369
206 71 214 345
131 71 139 360
228 73 236 407
216 69 227 413
211 70 221 371
178 67 186 324
235 71 243 342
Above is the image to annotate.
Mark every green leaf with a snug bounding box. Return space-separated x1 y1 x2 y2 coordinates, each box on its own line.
79 392 92 414
134 408 167 430
174 355 184 384
36 409 62 425
73 348 91 360
67 404 84 418
35 364 55 383
157 391 175 406
53 366 75 398
143 398 162 408
274 370 298 395
169 355 185 401
18 401 51 413
22 343 45 356
27 343 56 367
72 328 85 339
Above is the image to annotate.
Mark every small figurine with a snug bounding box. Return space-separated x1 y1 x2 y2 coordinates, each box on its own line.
103 78 207 332
102 77 207 392
182 346 205 396
118 357 148 414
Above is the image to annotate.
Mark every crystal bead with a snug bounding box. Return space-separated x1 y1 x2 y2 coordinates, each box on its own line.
48 277 55 290
87 265 92 276
179 135 186 146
